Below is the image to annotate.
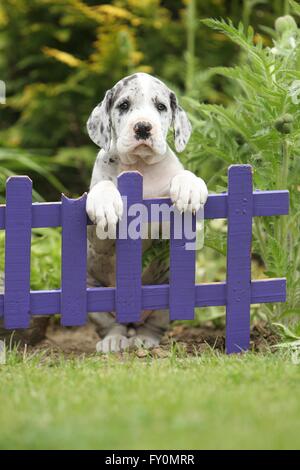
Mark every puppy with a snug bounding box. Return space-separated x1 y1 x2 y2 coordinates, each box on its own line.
86 73 208 352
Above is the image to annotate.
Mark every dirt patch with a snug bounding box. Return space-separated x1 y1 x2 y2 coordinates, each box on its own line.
29 322 100 357
23 320 278 358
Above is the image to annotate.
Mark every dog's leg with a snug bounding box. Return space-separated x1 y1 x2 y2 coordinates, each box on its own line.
88 258 130 353
129 244 169 349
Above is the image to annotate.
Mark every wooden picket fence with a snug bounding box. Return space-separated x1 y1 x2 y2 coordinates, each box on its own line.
0 164 289 353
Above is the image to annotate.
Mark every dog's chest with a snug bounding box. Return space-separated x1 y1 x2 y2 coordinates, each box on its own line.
117 159 176 199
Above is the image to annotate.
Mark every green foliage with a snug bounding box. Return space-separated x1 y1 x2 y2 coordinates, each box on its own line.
0 0 246 195
0 0 171 150
30 228 61 290
0 1 278 191
0 228 61 290
185 15 300 322
0 148 67 201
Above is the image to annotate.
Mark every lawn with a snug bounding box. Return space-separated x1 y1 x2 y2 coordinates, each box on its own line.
0 349 300 450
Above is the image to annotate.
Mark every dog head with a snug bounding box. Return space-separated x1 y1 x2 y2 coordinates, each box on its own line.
87 73 192 164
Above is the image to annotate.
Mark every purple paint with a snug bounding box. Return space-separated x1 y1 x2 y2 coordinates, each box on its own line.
116 172 143 323
61 194 87 326
4 177 32 329
226 165 253 353
0 190 288 229
169 211 196 320
0 166 289 354
0 278 286 317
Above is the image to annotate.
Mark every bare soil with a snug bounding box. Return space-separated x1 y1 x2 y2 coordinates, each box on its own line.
23 320 278 358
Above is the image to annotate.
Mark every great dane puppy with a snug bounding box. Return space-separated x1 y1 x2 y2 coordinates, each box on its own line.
86 73 208 353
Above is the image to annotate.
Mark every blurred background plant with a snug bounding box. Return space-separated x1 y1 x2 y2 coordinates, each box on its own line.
0 0 299 336
185 0 300 336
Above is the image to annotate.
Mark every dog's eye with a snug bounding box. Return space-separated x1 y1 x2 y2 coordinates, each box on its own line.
118 100 130 111
156 103 167 112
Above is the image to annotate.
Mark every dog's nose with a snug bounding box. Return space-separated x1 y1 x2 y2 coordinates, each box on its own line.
134 121 152 139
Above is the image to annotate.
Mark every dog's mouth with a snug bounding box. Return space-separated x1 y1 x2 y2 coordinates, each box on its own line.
132 141 153 154
117 134 166 162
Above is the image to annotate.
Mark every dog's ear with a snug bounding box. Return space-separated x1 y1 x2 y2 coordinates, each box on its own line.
170 92 192 152
87 89 114 151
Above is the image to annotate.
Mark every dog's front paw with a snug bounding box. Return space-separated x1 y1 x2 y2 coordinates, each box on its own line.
96 335 130 353
129 335 160 350
170 171 208 213
86 181 123 239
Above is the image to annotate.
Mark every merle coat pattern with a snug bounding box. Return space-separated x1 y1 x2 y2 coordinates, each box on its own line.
86 73 208 353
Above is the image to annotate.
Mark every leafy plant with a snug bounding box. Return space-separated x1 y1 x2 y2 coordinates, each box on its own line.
0 0 275 155
0 148 68 201
0 228 61 290
185 12 300 323
273 322 300 351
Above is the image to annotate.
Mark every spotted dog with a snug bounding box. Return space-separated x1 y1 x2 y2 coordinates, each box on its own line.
86 73 208 353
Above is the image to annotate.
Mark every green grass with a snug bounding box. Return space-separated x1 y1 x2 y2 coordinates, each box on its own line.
0 350 300 450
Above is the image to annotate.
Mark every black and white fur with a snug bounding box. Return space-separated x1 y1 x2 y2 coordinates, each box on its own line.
86 73 208 353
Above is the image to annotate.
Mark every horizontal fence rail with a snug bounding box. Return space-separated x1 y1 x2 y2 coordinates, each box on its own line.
0 165 289 353
0 192 289 228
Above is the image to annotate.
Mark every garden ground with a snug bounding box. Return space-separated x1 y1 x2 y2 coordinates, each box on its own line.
0 323 300 450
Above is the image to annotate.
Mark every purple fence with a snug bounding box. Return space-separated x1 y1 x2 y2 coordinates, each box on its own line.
0 164 289 353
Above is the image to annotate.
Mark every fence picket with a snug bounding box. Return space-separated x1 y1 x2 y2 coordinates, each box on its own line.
61 194 87 326
169 210 196 320
226 165 253 353
116 172 143 323
4 176 32 329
